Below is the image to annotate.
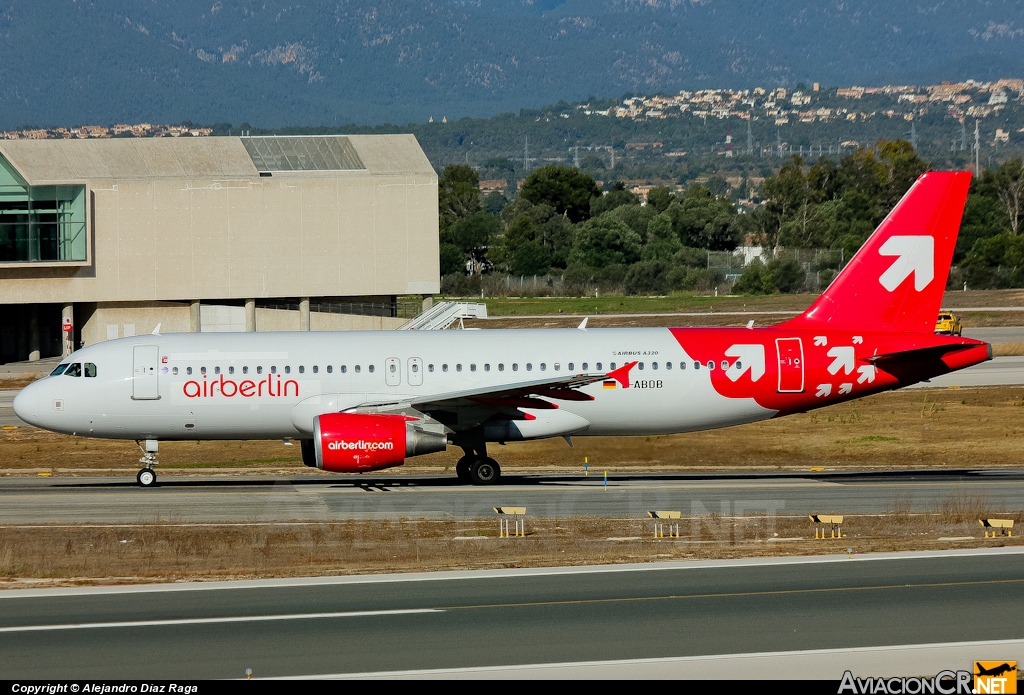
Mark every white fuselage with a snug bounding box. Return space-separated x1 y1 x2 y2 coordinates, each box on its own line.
13 328 774 441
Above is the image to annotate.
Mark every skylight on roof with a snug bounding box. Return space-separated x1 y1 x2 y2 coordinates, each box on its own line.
242 136 365 172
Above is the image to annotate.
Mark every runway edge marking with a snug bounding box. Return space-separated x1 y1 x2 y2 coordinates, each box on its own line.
2 545 1023 600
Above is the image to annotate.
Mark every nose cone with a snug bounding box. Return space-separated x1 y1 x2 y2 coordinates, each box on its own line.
12 384 40 426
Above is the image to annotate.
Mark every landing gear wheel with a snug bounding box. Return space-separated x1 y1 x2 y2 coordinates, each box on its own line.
137 468 157 487
469 457 501 485
456 457 473 482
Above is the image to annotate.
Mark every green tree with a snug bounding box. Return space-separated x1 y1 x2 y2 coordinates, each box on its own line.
438 164 480 231
520 165 601 223
444 212 501 275
665 185 740 250
590 181 639 216
641 212 682 261
568 216 642 269
646 186 675 213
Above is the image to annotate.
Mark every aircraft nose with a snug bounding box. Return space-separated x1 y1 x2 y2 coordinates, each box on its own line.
12 385 40 425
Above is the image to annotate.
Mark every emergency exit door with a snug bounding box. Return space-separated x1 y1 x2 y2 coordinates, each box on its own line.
132 345 160 400
775 338 804 393
385 357 401 387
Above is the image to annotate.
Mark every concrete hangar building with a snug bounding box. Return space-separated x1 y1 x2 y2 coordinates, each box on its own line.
0 134 439 364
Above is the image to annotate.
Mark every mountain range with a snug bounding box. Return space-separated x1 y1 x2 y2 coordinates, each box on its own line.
2 0 1024 128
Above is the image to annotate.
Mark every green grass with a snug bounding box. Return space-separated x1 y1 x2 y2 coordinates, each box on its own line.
443 293 818 317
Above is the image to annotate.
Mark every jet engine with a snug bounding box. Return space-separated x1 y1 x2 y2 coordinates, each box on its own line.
310 413 447 472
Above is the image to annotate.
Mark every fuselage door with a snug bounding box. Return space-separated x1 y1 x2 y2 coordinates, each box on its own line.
408 357 423 386
132 345 161 400
385 357 401 387
775 338 804 393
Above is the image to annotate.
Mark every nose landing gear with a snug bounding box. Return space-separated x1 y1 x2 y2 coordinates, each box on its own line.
136 439 159 487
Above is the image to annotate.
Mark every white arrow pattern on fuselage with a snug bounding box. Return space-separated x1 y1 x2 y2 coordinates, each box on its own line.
827 346 855 375
725 344 766 383
816 384 832 397
857 364 876 384
878 235 934 292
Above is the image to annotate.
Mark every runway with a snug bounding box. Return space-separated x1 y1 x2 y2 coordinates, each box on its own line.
1 468 1021 523
1 548 1022 679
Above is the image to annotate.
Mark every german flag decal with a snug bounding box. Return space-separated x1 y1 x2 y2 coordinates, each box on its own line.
603 380 617 389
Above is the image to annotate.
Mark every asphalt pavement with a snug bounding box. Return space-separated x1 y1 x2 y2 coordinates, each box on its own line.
1 548 1021 679
1 468 1021 523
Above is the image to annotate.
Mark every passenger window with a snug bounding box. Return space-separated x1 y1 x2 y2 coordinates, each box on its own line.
50 364 68 376
228 366 235 375
512 364 518 371
484 364 490 372
470 364 476 372
610 362 616 370
456 364 463 372
312 365 318 374
326 365 332 374
412 363 419 373
582 362 588 370
257 366 263 374
64 363 82 377
355 365 361 374
84 363 97 378
299 366 305 374
735 361 742 371
201 367 207 375
214 366 221 375
368 365 375 373
652 362 659 370
665 362 671 370
707 361 714 370
271 366 277 374
443 364 449 372
389 363 397 374
186 367 193 376
341 365 347 374
242 366 249 375
285 366 291 374
638 363 644 370
526 363 533 371
554 363 560 371
428 364 434 373
568 363 574 371
596 362 602 370
540 363 546 371
680 362 685 370
693 362 700 370
172 367 178 375
498 364 505 371
721 360 729 370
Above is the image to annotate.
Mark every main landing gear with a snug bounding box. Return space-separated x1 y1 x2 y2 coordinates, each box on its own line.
136 439 159 488
455 442 501 485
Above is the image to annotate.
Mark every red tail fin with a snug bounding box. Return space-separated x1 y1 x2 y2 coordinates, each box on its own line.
783 171 971 334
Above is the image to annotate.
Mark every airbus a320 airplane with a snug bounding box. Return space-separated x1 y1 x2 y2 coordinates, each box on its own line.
14 171 990 487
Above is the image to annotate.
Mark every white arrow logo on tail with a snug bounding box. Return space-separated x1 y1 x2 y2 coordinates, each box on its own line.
814 336 827 346
816 384 832 398
839 383 853 395
857 364 876 384
852 336 863 345
827 346 855 375
878 235 934 292
725 344 766 383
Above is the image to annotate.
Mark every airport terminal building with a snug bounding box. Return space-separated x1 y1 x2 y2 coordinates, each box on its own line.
0 134 439 364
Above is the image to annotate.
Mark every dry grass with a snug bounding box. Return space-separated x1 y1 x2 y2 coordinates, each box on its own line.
993 342 1024 356
0 504 1020 587
4 386 1024 475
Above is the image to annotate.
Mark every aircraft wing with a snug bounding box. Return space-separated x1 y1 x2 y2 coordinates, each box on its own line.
360 373 609 412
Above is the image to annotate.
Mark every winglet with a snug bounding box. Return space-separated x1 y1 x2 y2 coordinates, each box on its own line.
578 317 588 331
151 323 162 336
605 361 637 388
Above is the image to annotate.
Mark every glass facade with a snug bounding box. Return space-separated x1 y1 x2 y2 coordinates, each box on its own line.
0 155 87 263
242 136 365 172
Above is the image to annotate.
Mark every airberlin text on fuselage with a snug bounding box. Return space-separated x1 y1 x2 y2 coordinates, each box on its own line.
182 374 299 399
328 440 394 451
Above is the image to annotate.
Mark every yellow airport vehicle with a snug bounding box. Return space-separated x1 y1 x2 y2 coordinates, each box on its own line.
934 312 962 336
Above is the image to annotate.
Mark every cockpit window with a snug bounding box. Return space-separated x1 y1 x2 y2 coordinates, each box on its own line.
84 363 97 378
64 363 82 377
50 364 69 376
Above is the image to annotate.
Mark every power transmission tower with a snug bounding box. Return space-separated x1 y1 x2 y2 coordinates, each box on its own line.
910 121 917 151
523 135 529 170
747 120 753 154
961 122 967 151
573 145 580 168
974 120 981 175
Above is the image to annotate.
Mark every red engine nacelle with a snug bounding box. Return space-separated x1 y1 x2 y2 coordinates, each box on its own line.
312 412 447 472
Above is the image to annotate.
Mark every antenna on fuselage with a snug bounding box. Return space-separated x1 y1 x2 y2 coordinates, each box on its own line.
152 323 162 336
577 317 588 331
